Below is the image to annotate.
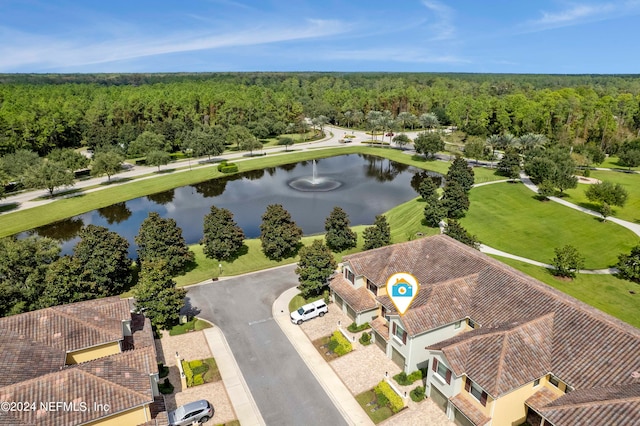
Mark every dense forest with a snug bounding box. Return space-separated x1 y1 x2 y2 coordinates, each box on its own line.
1 72 640 190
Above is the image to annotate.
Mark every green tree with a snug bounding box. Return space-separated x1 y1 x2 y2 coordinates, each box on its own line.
441 181 470 219
239 137 263 156
464 139 486 164
444 220 479 249
133 260 186 330
418 177 439 203
182 128 225 159
145 150 171 171
135 212 194 275
38 256 94 309
278 136 294 152
413 132 444 159
201 206 245 261
585 181 629 219
260 204 302 260
419 112 439 129
615 245 640 283
0 236 60 316
551 245 584 278
446 156 475 192
90 150 125 181
128 131 170 157
537 180 556 200
392 133 411 149
324 206 357 252
73 225 132 296
295 239 337 298
22 161 75 196
496 148 521 180
362 215 391 250
0 149 42 181
423 201 445 228
227 125 254 151
48 148 90 171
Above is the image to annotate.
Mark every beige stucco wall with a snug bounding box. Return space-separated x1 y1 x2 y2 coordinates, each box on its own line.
66 341 121 365
84 405 151 426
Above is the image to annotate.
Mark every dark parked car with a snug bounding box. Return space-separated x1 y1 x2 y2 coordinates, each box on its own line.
168 399 214 425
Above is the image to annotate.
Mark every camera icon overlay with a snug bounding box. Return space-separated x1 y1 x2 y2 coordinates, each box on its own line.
385 272 419 315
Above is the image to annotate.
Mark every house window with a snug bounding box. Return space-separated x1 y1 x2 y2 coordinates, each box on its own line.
468 318 476 329
465 378 488 407
533 378 540 387
454 321 461 329
432 358 452 384
344 268 355 284
391 322 407 344
366 279 377 295
549 376 560 388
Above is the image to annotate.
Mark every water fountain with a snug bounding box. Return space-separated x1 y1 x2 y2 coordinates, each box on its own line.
288 160 343 192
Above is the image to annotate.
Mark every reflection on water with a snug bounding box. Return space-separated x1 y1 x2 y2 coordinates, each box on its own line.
24 154 441 257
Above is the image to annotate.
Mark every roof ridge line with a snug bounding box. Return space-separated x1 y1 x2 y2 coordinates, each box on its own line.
547 395 640 410
52 305 123 341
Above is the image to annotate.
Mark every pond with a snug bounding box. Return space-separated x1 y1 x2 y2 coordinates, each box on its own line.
24 154 441 256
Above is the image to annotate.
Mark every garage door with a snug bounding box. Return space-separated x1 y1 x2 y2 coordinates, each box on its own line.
374 331 387 352
391 346 405 369
454 408 475 426
334 294 344 310
346 305 356 321
430 385 448 413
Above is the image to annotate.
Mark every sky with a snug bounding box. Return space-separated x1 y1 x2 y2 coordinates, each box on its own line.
1 0 639 74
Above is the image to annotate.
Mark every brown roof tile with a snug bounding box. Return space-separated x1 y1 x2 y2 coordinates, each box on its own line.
329 275 377 313
371 317 390 341
449 393 491 426
526 386 562 411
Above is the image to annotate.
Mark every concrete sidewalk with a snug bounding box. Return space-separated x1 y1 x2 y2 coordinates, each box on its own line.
202 327 266 426
272 287 374 426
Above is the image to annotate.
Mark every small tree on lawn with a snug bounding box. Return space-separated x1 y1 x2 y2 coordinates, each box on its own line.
423 201 445 228
446 156 475 192
551 245 584 279
134 260 186 330
418 177 439 203
392 133 411 149
135 212 194 275
444 220 479 249
201 206 245 261
497 147 521 180
537 180 556 200
585 181 628 220
260 204 302 260
278 136 294 152
146 150 171 171
295 239 337 298
22 161 75 196
615 245 640 283
441 181 470 219
464 139 486 164
91 150 124 181
413 132 444 159
324 206 357 252
239 137 263 156
362 215 391 250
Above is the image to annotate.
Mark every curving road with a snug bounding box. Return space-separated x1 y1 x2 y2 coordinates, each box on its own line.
184 265 348 426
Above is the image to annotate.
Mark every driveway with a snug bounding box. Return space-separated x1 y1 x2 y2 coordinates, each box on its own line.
185 265 347 426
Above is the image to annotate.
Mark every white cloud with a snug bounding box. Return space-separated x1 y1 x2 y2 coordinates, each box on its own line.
0 19 349 71
533 3 614 25
521 1 640 32
421 0 456 40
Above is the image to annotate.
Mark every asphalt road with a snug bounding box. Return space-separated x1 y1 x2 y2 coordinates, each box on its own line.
185 265 347 426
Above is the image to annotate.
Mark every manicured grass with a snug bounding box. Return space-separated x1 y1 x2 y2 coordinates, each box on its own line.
202 357 221 383
355 390 394 424
599 156 640 172
491 256 640 328
385 197 440 243
168 318 212 336
461 182 638 268
562 169 640 223
0 146 502 238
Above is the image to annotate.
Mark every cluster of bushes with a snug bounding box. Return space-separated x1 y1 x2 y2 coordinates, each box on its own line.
347 321 371 332
182 359 206 387
217 161 239 173
374 380 404 413
393 370 423 386
328 330 353 356
359 332 372 345
158 378 174 394
157 362 169 378
361 141 390 146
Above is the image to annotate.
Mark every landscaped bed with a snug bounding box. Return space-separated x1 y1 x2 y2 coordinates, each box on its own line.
312 331 353 362
168 318 212 336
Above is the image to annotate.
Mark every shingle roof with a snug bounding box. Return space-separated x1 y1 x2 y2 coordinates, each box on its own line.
341 235 640 425
0 346 157 426
429 314 555 397
449 394 491 426
526 386 562 412
329 275 377 313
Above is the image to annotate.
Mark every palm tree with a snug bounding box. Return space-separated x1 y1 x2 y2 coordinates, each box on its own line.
518 133 548 153
419 113 439 130
397 111 415 131
343 110 352 128
366 110 383 141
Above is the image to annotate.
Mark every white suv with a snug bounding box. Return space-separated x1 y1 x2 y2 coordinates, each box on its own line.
290 300 328 325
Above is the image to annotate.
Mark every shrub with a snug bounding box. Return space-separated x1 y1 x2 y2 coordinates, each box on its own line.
181 360 194 387
193 374 204 386
347 322 371 333
359 332 372 345
217 160 228 172
157 362 169 378
329 330 353 356
189 360 203 369
375 388 389 407
408 370 423 383
220 164 239 173
158 378 174 394
375 381 404 413
394 370 423 385
410 386 425 402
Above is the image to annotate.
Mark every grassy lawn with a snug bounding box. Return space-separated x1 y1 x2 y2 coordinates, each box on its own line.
201 357 221 383
598 155 640 172
168 318 212 336
562 169 640 223
461 182 638 268
0 146 502 238
355 390 394 424
288 293 325 313
492 256 640 328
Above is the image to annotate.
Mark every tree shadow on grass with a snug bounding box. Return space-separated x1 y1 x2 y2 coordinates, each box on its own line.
223 244 250 263
100 177 133 185
0 202 19 213
156 169 176 174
